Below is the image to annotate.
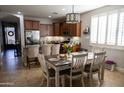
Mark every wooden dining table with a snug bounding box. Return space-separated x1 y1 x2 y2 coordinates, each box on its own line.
45 51 105 87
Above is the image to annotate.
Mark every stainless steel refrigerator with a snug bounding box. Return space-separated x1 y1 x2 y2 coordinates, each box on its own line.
25 30 40 45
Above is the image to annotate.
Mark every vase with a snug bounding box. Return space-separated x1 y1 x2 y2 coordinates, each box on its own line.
66 51 71 59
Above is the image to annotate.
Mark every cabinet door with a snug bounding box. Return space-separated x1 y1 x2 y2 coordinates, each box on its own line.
75 23 81 36
69 23 81 36
32 21 39 30
24 20 32 30
53 23 60 36
40 24 48 36
68 24 75 36
48 24 53 36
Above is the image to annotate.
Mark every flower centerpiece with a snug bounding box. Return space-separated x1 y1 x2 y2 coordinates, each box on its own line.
63 43 72 58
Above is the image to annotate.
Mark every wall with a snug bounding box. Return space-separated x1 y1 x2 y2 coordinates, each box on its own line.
0 21 2 66
0 21 4 52
0 12 25 57
24 16 52 24
80 5 124 68
13 14 25 55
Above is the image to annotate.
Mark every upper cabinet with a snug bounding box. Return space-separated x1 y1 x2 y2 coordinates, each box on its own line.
53 23 60 36
24 20 40 30
40 24 53 36
53 22 81 36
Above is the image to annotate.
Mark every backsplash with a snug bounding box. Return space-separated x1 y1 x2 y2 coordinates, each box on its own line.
40 36 81 44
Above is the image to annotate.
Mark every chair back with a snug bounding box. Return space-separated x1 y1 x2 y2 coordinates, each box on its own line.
91 51 106 70
41 44 52 56
92 46 105 53
71 53 88 74
27 46 39 58
38 54 49 77
51 44 60 55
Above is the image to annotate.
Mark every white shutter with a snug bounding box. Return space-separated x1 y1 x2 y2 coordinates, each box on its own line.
117 12 124 46
90 16 98 43
98 14 107 44
107 12 118 45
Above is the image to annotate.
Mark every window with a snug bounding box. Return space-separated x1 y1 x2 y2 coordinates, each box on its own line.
98 14 107 44
90 16 98 43
117 11 124 46
90 9 124 48
107 12 117 45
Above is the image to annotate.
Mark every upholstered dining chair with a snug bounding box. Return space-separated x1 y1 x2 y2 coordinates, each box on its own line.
41 44 52 56
38 54 65 87
66 53 88 87
84 51 106 86
27 45 39 69
51 44 60 55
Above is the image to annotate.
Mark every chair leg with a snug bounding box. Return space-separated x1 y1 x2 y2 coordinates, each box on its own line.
70 77 72 87
41 77 45 86
98 71 101 86
89 74 93 87
47 78 49 87
81 77 85 87
28 62 30 69
61 76 65 87
27 57 30 69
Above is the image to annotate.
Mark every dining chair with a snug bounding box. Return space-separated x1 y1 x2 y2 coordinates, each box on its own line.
38 54 65 87
66 53 88 87
51 44 60 55
41 44 52 56
84 51 106 86
92 46 105 53
27 45 39 69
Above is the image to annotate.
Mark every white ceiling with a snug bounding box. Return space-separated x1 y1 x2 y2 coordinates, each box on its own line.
0 5 104 19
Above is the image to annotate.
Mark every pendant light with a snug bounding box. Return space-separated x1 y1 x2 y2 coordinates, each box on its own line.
66 5 80 24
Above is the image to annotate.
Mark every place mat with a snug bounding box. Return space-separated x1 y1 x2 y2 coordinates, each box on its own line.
48 58 60 62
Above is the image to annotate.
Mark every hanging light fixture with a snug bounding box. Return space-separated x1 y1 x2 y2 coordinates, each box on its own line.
66 5 80 24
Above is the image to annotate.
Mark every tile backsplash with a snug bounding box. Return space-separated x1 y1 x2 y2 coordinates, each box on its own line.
40 36 81 44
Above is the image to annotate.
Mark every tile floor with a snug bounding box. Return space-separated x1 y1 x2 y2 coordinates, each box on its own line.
0 49 124 87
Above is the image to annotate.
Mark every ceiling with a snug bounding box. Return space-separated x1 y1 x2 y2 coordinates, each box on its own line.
0 5 104 19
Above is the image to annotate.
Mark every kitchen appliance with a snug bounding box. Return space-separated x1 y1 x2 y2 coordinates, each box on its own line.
25 30 40 45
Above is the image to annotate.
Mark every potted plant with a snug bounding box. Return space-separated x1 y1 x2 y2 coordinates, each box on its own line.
63 43 72 58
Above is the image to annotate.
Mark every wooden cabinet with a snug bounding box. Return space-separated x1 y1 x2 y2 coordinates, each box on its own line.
53 21 81 36
53 23 60 36
24 20 32 30
48 25 53 36
24 20 40 30
32 21 40 30
72 23 81 36
40 24 53 36
60 22 81 36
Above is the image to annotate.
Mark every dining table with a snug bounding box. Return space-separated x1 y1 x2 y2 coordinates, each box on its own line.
45 51 105 87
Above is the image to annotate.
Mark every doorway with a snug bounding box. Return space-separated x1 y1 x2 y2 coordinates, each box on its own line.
4 26 16 49
2 22 17 49
2 22 21 57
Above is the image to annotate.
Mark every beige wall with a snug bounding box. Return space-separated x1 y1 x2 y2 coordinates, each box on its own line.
0 21 2 65
80 5 124 68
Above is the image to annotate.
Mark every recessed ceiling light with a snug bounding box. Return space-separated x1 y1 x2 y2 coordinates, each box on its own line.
62 8 65 11
17 11 22 14
48 16 52 18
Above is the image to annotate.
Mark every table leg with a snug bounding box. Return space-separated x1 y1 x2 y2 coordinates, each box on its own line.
55 68 59 87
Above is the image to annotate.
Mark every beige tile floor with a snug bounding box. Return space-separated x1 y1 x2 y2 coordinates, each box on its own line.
0 50 124 87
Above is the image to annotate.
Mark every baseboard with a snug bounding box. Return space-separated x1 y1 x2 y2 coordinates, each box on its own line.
116 67 124 73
